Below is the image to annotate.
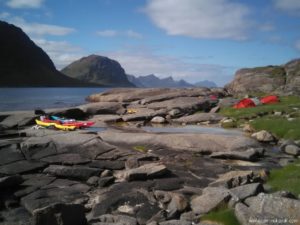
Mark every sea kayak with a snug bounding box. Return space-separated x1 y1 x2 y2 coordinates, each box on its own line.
35 119 76 131
47 116 95 128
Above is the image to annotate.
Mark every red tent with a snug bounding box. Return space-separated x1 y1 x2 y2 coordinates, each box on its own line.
233 98 256 109
260 95 279 104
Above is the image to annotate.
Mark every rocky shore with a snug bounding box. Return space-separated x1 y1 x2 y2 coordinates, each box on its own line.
1 88 300 225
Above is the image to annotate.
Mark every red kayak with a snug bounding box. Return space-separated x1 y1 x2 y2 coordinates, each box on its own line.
41 118 95 128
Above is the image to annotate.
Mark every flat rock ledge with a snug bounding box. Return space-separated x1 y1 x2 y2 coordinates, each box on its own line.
99 130 260 153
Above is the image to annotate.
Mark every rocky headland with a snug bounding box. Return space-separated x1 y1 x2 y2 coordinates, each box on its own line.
0 21 97 87
1 88 299 225
225 59 300 96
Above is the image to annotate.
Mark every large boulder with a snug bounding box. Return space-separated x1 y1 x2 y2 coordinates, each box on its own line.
209 170 255 188
147 97 210 113
33 203 87 225
79 102 125 115
245 193 300 219
90 114 122 124
116 163 168 181
0 144 25 166
14 174 56 198
21 133 116 160
0 111 36 129
40 153 91 165
191 187 231 215
235 193 300 225
43 165 101 180
173 113 224 124
282 144 300 156
210 148 263 161
0 160 48 175
234 203 272 225
89 214 137 225
229 183 264 204
251 130 275 142
91 188 161 224
89 160 125 170
21 179 90 213
0 175 23 189
151 116 166 124
122 108 167 122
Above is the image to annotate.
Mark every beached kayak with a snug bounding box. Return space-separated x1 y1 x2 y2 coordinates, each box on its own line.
35 119 76 131
40 116 95 128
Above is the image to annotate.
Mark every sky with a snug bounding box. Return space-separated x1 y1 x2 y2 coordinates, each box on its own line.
0 0 300 86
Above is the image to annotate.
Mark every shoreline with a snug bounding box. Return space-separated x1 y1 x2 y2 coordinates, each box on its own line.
0 88 299 225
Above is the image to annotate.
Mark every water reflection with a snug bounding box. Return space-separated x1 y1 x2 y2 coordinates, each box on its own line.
143 125 242 136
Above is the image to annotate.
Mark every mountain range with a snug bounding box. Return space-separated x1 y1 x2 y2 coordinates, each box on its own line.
127 74 217 88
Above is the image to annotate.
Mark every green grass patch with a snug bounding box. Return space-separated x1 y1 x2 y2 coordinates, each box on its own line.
201 208 240 225
133 145 147 153
267 160 300 196
115 121 129 127
220 96 300 140
220 96 300 120
221 121 237 128
250 117 300 140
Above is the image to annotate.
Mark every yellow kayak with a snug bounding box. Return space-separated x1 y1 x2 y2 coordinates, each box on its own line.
35 119 76 131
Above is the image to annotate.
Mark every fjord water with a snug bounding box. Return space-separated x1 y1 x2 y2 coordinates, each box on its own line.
0 88 108 111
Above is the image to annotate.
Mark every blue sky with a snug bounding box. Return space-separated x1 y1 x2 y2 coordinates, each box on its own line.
1 0 300 86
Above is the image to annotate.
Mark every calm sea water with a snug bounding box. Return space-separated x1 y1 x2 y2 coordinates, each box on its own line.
0 88 108 111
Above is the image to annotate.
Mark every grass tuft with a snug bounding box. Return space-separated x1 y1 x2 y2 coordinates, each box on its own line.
133 145 147 153
201 208 241 225
267 160 300 196
250 117 300 140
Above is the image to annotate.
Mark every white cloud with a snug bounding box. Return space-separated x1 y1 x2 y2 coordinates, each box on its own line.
268 35 283 44
32 38 84 69
33 38 81 54
0 12 10 19
259 23 275 32
5 16 75 36
14 17 75 36
125 30 143 39
96 29 143 39
103 49 233 86
273 0 300 13
96 30 118 37
295 40 300 51
144 0 251 40
6 0 44 9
